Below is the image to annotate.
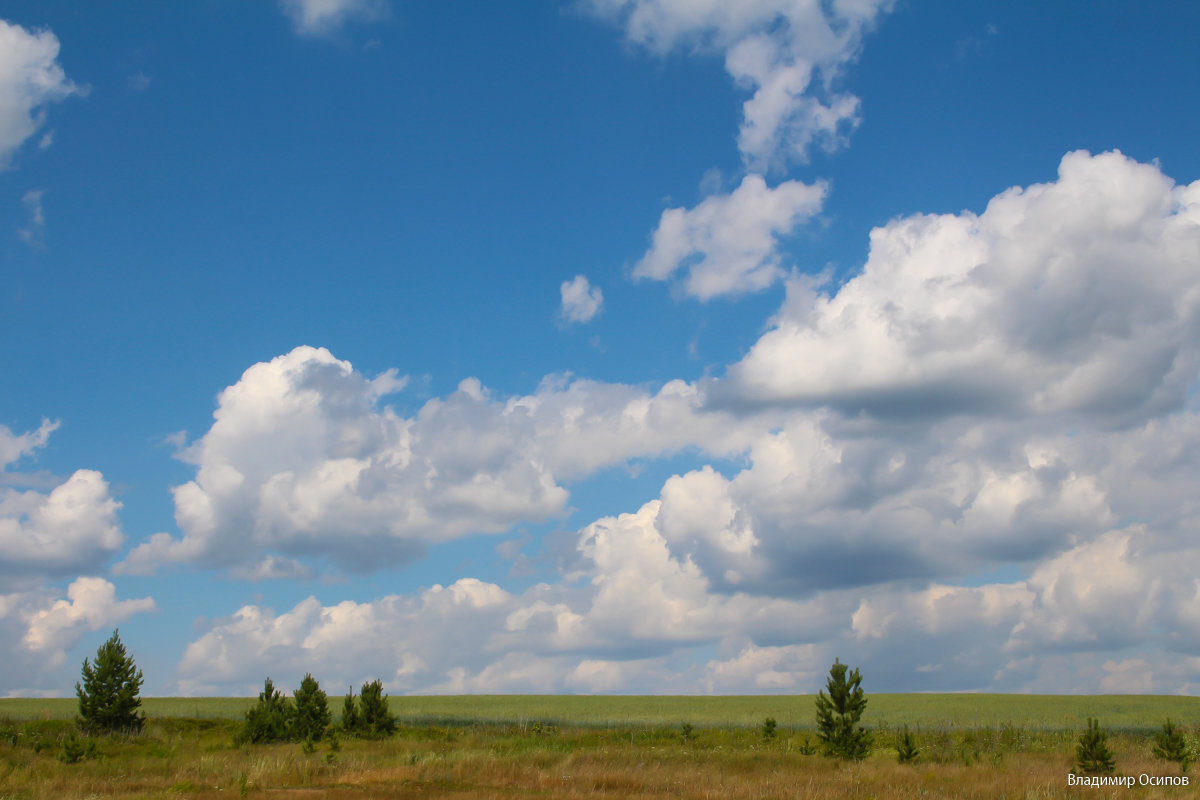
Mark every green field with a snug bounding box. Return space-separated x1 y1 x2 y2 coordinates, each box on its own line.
3 693 1196 730
2 695 1197 798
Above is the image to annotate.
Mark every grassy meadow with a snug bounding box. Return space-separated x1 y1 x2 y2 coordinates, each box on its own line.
1 694 1197 798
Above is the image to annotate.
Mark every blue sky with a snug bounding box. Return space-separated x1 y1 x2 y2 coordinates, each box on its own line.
2 0 1199 697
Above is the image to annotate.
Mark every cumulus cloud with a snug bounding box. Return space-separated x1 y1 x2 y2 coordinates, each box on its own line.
558 275 604 324
634 174 826 300
0 19 82 168
726 151 1200 424
1 578 154 693
122 346 763 575
586 0 891 169
279 0 387 37
0 421 126 589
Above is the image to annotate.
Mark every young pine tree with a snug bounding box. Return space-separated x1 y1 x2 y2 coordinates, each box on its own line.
341 688 362 735
1075 718 1116 774
292 673 331 742
76 629 145 734
358 679 396 736
1153 719 1191 771
814 659 870 760
896 725 920 764
237 677 295 744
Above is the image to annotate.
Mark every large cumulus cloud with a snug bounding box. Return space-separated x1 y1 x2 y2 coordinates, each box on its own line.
0 18 81 167
124 345 764 575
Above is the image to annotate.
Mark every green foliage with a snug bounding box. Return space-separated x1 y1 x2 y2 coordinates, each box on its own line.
1075 717 1116 774
356 679 396 737
761 717 777 741
76 629 145 734
1153 718 1191 771
58 732 94 763
236 677 295 744
797 735 817 755
341 689 361 733
815 659 871 760
292 673 330 742
680 722 694 741
896 725 920 764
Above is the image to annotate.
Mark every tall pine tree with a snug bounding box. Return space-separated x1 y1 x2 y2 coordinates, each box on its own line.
76 629 145 734
814 659 870 760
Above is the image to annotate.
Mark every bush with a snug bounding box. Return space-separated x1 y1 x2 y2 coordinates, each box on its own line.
357 680 396 737
58 733 94 763
814 659 871 760
1075 717 1115 774
292 673 331 742
1153 718 1191 771
236 677 295 744
896 725 920 764
762 717 777 741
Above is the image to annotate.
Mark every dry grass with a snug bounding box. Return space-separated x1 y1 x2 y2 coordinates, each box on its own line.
0 717 1193 799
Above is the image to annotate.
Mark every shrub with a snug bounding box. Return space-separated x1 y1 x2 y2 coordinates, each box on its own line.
1075 717 1115 774
76 629 145 735
58 733 92 763
896 725 919 764
236 677 295 744
814 659 871 760
341 689 361 734
357 679 396 737
762 717 777 741
1153 719 1190 771
680 722 694 742
292 673 331 742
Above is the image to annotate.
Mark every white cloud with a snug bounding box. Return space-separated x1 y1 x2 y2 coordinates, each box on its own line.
0 418 58 470
279 0 387 37
558 275 604 324
0 470 126 588
122 346 763 575
634 174 826 299
585 0 891 169
726 151 1200 424
0 578 154 693
17 188 45 246
0 19 81 168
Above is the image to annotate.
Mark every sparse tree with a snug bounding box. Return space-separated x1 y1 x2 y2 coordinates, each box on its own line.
358 679 396 736
293 673 331 742
236 677 295 744
814 659 870 760
76 629 145 734
1075 718 1116 774
1153 719 1191 771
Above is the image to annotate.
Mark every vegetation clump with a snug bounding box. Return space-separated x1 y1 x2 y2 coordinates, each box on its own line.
236 678 294 744
814 659 871 760
1152 718 1191 771
342 679 396 737
292 673 331 742
896 725 920 763
1075 717 1116 774
76 629 145 735
761 716 777 741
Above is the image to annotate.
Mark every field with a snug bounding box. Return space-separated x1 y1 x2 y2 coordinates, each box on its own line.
1 695 1196 798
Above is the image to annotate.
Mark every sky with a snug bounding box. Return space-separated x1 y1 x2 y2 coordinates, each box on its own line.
2 0 1199 698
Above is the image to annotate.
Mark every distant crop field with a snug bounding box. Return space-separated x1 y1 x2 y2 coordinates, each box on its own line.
3 693 1196 730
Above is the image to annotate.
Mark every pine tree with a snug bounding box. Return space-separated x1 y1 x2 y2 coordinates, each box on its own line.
76 629 145 734
341 689 361 735
814 659 870 760
1075 718 1116 774
896 725 920 764
292 673 331 742
358 679 396 736
1153 719 1191 771
236 677 295 744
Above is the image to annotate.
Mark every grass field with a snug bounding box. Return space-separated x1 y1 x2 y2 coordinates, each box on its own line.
1 696 1196 798
2 693 1196 730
